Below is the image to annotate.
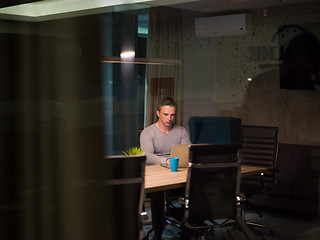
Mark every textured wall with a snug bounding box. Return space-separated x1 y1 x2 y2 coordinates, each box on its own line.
181 2 320 146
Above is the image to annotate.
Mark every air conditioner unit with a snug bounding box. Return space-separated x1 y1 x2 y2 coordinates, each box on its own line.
195 14 248 38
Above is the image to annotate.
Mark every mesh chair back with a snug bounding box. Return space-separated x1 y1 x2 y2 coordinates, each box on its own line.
104 155 146 240
240 125 279 194
184 144 241 223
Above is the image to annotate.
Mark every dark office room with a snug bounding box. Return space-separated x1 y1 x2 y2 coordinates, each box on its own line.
1 1 320 240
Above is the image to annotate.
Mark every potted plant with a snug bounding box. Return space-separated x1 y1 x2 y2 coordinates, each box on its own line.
122 146 143 156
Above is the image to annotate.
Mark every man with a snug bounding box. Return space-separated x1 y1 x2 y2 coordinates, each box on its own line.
140 97 191 240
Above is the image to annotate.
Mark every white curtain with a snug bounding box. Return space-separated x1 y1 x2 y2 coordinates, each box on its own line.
145 7 183 126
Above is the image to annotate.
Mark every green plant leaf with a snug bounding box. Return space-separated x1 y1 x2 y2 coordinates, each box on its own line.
122 147 143 155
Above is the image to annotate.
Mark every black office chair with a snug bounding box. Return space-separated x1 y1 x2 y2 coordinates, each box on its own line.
165 144 258 240
105 154 146 240
239 125 279 237
138 128 153 233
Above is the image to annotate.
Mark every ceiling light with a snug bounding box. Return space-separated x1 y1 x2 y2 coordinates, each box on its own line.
120 51 136 59
0 0 153 21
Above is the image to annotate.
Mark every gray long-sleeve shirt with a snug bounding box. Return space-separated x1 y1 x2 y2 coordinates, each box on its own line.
140 123 191 165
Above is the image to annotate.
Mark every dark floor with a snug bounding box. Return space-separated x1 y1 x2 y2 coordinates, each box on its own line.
142 206 320 240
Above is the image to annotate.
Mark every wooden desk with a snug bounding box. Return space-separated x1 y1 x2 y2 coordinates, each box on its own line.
145 164 269 193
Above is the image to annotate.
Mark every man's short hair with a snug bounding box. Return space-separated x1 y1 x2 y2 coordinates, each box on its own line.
157 97 176 111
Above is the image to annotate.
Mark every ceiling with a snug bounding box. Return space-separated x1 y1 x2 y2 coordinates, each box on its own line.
0 0 318 22
166 0 320 13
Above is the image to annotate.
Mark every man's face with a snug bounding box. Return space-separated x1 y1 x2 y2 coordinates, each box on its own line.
157 105 176 128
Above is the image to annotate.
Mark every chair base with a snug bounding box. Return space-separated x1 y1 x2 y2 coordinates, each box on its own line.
246 221 275 239
166 216 259 240
235 217 259 240
240 203 275 239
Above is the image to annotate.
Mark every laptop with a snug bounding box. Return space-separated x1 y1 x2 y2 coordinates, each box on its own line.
160 144 190 169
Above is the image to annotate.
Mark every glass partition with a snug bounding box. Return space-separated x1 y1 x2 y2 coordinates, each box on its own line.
1 1 319 239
